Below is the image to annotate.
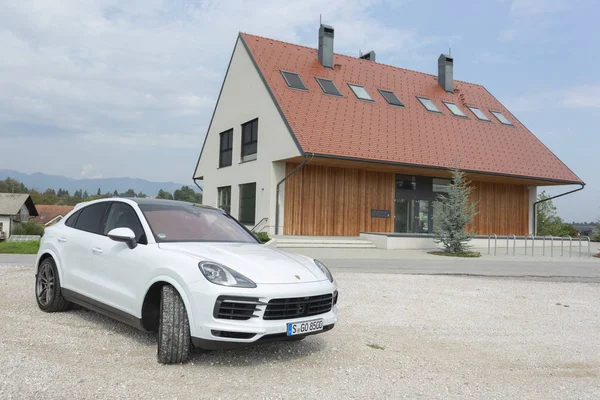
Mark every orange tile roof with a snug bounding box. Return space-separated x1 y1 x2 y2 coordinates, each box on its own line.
240 33 582 184
32 205 74 224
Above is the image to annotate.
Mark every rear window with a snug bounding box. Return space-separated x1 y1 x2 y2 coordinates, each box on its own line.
65 210 82 227
139 203 258 243
74 202 111 234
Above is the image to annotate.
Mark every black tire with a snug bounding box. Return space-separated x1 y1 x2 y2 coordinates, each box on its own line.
35 257 71 312
157 285 190 364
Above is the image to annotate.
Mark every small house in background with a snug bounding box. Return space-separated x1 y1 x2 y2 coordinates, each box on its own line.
32 205 75 227
193 24 583 237
0 193 38 241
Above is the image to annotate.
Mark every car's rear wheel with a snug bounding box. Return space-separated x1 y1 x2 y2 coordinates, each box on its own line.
35 257 70 312
157 285 190 364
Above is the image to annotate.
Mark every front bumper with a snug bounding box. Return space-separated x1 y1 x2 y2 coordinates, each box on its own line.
187 279 338 349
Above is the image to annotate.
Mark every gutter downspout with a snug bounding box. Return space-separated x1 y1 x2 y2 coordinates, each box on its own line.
533 183 585 236
193 178 204 194
275 153 314 235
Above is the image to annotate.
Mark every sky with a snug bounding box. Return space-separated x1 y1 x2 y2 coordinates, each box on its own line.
0 0 598 222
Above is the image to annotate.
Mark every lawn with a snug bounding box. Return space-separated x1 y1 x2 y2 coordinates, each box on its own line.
0 240 40 254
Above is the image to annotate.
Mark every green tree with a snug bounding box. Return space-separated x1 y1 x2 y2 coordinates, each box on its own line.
113 190 119 197
97 188 101 196
536 191 576 237
594 218 600 242
12 221 44 236
432 169 477 254
156 189 174 200
83 190 89 199
173 186 202 203
136 192 147 198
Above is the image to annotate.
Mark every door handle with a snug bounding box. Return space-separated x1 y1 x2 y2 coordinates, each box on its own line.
58 237 67 243
92 247 103 254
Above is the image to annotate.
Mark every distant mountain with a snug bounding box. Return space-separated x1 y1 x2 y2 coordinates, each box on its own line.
0 169 199 196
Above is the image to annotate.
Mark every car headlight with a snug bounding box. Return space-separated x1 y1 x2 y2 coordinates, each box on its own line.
314 259 334 282
198 262 256 288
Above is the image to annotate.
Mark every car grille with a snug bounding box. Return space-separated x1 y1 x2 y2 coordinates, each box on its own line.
263 293 334 320
214 296 263 320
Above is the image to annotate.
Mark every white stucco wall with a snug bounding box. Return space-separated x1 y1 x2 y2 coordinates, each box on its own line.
528 186 537 235
194 37 301 234
0 216 10 238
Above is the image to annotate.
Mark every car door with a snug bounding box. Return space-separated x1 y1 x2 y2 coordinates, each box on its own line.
65 201 112 297
91 201 153 316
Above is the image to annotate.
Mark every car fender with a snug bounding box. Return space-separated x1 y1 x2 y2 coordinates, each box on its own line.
144 273 197 336
36 248 63 277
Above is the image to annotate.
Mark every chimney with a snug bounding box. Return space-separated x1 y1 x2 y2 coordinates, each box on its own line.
318 24 334 68
359 50 376 62
438 54 453 92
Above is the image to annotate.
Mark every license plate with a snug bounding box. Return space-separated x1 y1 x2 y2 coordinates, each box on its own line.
287 319 324 336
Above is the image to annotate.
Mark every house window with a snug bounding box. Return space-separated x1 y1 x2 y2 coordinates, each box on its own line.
348 84 373 101
241 119 258 162
217 186 231 214
379 89 404 107
432 178 451 193
315 78 342 96
467 106 491 121
396 175 416 191
281 71 307 90
0 222 3 234
238 183 256 225
490 111 513 126
442 102 466 117
416 97 441 113
219 129 233 168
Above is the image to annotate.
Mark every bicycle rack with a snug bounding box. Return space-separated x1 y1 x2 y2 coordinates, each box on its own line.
488 234 497 256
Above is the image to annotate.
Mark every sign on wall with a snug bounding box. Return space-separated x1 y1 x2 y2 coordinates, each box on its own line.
371 209 391 218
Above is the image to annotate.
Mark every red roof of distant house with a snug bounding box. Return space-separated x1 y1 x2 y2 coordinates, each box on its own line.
240 33 581 184
32 205 74 225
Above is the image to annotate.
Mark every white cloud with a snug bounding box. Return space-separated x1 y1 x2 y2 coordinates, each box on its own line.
510 0 568 15
498 28 517 42
562 85 600 109
79 164 103 178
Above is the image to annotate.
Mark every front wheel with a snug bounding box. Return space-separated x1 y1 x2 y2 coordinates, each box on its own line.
35 257 70 312
157 285 190 364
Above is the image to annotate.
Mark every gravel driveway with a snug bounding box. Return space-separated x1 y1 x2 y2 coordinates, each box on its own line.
1 266 599 399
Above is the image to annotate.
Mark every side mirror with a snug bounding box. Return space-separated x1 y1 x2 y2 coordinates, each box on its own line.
108 227 137 249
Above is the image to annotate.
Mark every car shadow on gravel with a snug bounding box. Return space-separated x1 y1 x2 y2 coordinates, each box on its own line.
70 307 156 345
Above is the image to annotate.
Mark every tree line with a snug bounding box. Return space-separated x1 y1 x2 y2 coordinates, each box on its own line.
0 177 202 206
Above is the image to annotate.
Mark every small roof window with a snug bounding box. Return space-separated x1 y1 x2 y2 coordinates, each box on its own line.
467 106 491 121
490 111 513 126
416 97 441 113
379 89 404 107
348 84 373 101
315 78 342 96
442 102 466 117
280 71 307 90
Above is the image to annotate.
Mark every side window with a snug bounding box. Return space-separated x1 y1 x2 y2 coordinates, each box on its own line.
65 209 82 228
219 129 233 168
104 202 147 244
74 203 111 234
241 119 258 162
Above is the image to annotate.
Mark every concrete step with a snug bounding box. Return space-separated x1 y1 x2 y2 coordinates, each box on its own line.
273 236 376 249
277 243 378 249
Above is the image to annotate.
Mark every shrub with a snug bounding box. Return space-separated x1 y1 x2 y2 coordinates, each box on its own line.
12 221 44 236
255 232 270 243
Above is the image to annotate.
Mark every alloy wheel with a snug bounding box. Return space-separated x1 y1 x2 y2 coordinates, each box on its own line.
36 263 54 306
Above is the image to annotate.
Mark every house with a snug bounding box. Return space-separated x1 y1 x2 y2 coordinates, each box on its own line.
193 25 583 238
31 205 75 227
0 193 38 241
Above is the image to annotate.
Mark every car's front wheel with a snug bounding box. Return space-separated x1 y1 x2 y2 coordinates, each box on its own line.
157 285 190 364
35 257 70 312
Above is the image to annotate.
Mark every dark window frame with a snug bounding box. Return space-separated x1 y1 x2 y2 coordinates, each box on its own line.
280 70 308 91
442 101 468 118
378 89 404 107
347 83 374 102
72 202 112 235
315 77 342 97
218 129 233 168
240 119 258 162
238 182 257 225
489 110 514 126
416 96 442 114
104 201 148 245
467 106 492 122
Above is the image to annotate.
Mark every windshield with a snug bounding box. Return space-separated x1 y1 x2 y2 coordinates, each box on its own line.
139 203 258 243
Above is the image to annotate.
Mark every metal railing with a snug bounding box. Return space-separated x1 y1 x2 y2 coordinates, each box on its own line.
251 217 268 233
488 234 592 257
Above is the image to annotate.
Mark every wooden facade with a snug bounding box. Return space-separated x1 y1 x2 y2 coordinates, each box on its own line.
283 162 530 237
283 163 394 236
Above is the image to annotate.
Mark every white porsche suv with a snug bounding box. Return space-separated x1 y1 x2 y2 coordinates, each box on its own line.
35 198 338 364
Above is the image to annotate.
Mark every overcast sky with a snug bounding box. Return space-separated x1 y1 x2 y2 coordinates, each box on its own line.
0 0 598 221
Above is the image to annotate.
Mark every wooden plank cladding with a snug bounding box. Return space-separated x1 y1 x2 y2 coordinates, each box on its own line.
467 181 529 236
283 163 395 236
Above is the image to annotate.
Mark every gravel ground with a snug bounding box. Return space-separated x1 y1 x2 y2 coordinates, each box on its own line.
1 266 599 399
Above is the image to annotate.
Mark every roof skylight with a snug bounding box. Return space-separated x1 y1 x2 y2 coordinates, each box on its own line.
442 102 466 117
348 84 373 101
417 97 441 113
378 89 404 107
315 78 342 96
490 111 513 126
281 71 307 90
467 106 491 121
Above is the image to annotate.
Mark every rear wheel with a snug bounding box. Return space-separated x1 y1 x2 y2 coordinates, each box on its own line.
157 285 190 364
35 257 70 312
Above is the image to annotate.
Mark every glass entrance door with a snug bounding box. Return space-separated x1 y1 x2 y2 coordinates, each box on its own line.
394 199 431 233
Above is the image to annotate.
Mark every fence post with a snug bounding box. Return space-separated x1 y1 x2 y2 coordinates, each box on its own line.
543 236 546 257
579 238 582 257
532 235 535 257
512 234 516 256
488 235 491 255
550 236 554 257
506 235 509 255
569 236 572 258
494 234 497 256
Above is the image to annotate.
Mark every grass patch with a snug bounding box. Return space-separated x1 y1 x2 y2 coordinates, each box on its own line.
366 343 385 350
0 240 40 254
428 251 481 258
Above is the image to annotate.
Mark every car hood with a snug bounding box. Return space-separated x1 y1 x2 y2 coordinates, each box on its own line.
158 242 326 284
